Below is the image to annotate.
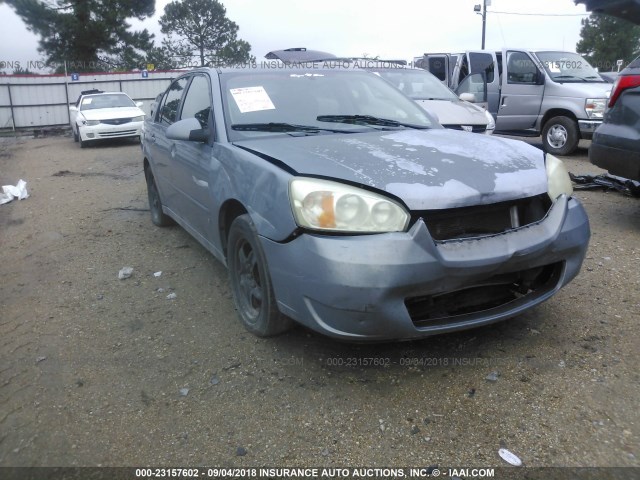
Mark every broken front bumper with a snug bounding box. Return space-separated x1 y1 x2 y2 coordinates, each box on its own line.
261 195 590 341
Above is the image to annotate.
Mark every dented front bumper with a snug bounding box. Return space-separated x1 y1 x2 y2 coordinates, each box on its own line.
261 195 590 341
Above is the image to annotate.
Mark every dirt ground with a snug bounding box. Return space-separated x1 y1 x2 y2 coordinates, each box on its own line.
0 134 638 471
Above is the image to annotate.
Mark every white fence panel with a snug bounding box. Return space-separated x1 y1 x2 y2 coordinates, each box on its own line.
11 84 68 106
13 105 69 127
0 70 181 129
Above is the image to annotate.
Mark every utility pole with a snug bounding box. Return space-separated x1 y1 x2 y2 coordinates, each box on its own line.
475 0 489 50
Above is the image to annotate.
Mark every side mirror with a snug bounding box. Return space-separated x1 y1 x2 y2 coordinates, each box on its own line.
536 72 546 86
166 117 209 143
136 101 144 108
459 92 476 103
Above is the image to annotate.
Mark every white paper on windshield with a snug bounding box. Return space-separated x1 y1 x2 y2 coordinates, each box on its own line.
230 87 275 113
548 64 561 73
82 98 92 105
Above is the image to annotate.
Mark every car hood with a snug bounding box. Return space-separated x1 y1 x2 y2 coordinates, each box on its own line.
80 107 144 121
234 129 547 210
414 99 488 126
545 80 612 98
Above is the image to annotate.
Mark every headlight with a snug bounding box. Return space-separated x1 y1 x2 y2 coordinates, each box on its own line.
585 98 606 119
83 120 100 126
290 178 409 233
483 109 495 134
132 115 145 122
546 154 573 201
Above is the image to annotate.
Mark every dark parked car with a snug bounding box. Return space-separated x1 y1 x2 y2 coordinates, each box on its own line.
589 57 640 179
142 66 589 341
577 0 640 179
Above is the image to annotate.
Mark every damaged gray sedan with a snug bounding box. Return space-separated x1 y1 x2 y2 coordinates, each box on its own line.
142 66 590 341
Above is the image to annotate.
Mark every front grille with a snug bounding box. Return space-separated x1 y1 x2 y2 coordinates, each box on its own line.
406 262 562 327
443 124 487 134
98 129 138 137
413 194 552 241
101 118 133 125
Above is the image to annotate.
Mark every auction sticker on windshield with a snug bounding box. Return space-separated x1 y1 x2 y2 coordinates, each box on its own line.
230 86 275 113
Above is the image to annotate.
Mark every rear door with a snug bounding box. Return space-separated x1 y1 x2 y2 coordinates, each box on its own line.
422 54 452 86
466 51 500 115
495 49 545 131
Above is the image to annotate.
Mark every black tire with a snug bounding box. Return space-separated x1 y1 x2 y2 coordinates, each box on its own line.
227 214 292 337
79 136 87 149
73 126 79 142
542 116 579 156
145 168 174 227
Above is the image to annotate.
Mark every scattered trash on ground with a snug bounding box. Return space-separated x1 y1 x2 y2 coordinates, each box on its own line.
153 271 162 277
210 375 220 385
236 446 247 456
498 447 523 466
485 371 500 382
179 388 189 397
0 179 29 205
35 356 47 364
118 267 134 280
570 173 640 197
166 292 177 300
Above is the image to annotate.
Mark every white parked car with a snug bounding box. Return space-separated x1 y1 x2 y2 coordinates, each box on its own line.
69 90 145 148
365 63 495 134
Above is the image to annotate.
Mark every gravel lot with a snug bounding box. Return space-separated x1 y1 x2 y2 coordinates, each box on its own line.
0 134 638 471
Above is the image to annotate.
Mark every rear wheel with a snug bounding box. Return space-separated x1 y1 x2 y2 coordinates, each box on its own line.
144 168 174 227
542 116 579 156
73 126 79 142
227 214 292 337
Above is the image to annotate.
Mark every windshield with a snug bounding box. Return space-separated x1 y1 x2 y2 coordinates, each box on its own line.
535 52 605 83
221 70 436 140
80 94 136 111
373 69 458 101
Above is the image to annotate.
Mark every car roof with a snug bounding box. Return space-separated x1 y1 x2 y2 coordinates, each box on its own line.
264 48 337 63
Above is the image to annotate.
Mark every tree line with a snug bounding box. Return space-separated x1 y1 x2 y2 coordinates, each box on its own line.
3 0 254 73
2 1 639 75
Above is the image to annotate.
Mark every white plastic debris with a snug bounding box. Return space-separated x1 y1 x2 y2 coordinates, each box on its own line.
0 179 29 205
166 292 177 300
498 448 523 466
179 388 189 396
153 271 162 277
118 267 134 280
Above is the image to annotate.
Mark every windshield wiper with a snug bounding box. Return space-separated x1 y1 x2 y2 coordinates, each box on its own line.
231 122 351 133
316 114 429 129
553 75 587 82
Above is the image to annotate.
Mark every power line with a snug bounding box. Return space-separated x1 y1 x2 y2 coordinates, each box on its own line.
489 11 590 17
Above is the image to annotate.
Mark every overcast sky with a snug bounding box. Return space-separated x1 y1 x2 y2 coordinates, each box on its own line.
0 0 590 71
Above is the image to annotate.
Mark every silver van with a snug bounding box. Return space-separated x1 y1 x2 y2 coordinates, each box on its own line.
417 49 612 155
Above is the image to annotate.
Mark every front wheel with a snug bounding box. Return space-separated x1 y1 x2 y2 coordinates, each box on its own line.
227 214 292 337
72 125 79 142
542 116 579 156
